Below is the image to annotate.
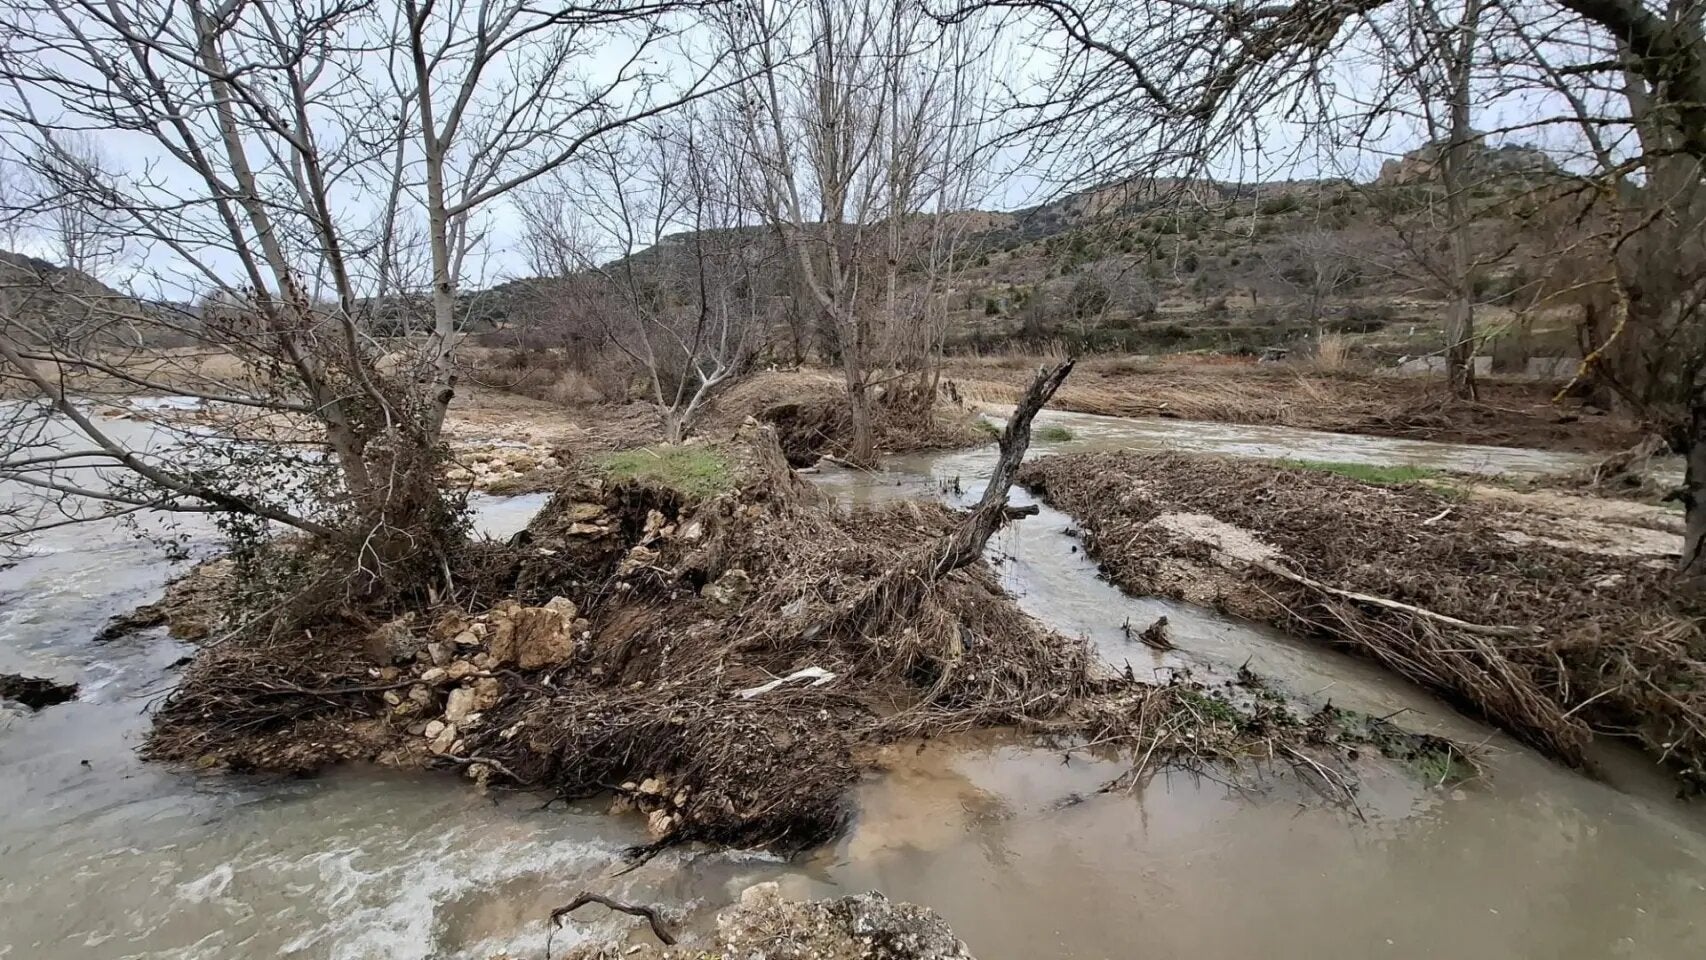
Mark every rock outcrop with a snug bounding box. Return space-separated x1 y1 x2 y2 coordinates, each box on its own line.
1377 136 1556 186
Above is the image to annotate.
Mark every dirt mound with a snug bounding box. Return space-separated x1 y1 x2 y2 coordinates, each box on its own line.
1019 451 1706 791
705 371 987 466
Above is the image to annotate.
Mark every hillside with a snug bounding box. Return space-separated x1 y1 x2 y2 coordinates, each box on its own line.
481 137 1573 366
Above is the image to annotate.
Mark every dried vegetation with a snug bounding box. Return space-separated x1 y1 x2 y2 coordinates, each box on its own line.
949 356 1643 454
1019 451 1706 792
146 425 1466 852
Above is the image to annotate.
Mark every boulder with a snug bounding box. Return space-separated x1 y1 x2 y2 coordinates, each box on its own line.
362 613 420 664
487 599 578 670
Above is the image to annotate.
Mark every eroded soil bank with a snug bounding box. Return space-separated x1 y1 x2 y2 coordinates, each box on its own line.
145 429 1462 856
949 355 1645 454
1018 450 1705 792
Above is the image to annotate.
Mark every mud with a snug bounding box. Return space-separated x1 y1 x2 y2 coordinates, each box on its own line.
1019 450 1706 791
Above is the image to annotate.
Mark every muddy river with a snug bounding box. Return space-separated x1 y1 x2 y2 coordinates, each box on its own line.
2 412 1703 959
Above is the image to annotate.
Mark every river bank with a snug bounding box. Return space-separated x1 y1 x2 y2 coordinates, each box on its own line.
946 354 1647 454
1018 450 1704 792
6 396 1706 958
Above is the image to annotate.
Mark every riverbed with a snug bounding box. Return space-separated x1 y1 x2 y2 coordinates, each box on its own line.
2 412 1703 959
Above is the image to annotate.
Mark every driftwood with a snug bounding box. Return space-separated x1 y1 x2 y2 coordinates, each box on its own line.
549 892 678 946
921 358 1076 578
814 359 1075 637
1252 558 1541 638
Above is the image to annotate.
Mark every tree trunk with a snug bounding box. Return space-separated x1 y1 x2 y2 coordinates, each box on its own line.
1445 294 1478 399
661 409 687 445
1439 0 1483 401
846 378 876 466
1681 380 1706 580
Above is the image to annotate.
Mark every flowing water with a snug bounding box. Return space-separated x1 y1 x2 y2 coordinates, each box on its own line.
3 410 1703 959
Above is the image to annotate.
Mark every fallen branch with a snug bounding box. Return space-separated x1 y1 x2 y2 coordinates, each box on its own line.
549 892 678 946
1250 558 1540 638
812 359 1075 638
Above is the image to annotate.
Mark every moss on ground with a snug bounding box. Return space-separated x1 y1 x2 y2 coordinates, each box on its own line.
597 446 736 498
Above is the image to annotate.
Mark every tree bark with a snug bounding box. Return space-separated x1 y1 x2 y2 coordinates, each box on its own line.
1681 376 1706 579
1439 0 1483 400
845 371 877 466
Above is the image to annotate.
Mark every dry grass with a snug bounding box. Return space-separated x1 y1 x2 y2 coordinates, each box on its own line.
1020 450 1706 791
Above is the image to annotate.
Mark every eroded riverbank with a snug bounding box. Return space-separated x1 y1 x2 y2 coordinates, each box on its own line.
4 409 1705 959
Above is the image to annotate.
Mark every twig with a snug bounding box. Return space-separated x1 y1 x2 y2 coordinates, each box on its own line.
549 892 678 947
1250 558 1540 638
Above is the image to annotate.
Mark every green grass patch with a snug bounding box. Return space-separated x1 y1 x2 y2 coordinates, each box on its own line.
1277 459 1471 500
1034 424 1075 442
974 417 1002 438
596 445 735 499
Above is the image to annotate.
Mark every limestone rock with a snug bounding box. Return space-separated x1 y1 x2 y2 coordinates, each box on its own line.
646 808 676 840
716 884 975 960
617 545 659 576
443 686 477 725
563 501 607 522
487 599 577 670
429 722 458 755
703 568 753 606
470 677 502 712
363 613 420 664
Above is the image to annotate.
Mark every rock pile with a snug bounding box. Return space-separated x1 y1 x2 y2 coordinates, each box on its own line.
444 443 562 492
558 883 977 960
366 596 588 762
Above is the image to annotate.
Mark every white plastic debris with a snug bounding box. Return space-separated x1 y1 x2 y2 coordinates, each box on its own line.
737 666 837 699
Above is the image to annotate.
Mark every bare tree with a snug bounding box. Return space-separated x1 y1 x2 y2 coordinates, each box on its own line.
719 0 991 464
31 132 128 278
521 109 767 442
968 0 1706 578
1257 225 1355 334
0 0 729 598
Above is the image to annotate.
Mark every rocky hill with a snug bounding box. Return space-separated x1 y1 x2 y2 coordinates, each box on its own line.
0 251 154 344
477 148 1576 362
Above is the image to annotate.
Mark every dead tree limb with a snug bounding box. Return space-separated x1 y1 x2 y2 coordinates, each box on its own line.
1251 558 1541 638
820 359 1075 639
924 358 1076 577
549 892 678 946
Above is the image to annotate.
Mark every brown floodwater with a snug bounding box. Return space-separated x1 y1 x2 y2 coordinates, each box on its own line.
2 407 1702 958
